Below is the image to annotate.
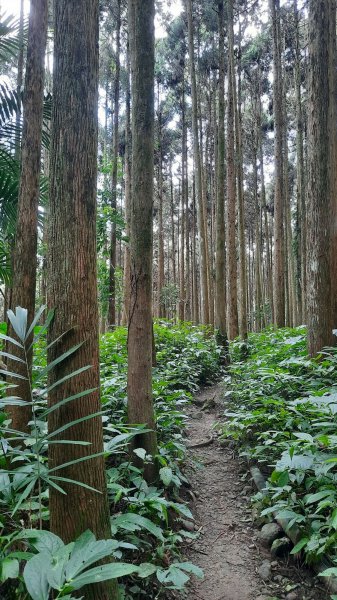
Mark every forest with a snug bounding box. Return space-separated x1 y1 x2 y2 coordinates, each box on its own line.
0 0 336 599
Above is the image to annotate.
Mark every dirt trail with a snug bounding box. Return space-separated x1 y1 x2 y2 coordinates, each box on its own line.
183 383 329 600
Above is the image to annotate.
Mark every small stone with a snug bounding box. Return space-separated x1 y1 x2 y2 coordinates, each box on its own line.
258 522 283 547
257 559 272 581
181 519 195 532
271 536 292 558
286 593 299 600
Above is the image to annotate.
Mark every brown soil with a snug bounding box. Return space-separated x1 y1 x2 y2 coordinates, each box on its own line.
181 382 330 600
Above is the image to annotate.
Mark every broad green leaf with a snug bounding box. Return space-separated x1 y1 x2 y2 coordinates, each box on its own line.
70 563 139 589
24 529 64 555
330 508 337 530
46 543 73 591
290 538 309 554
133 448 146 460
178 562 204 578
23 553 50 600
138 563 157 578
0 557 19 582
304 490 334 505
319 567 337 577
159 466 173 486
111 513 164 541
66 533 115 580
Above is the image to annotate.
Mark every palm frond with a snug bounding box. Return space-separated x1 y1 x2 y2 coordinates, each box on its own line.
0 13 28 63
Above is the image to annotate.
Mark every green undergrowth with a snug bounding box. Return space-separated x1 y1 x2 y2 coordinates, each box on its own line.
0 316 221 599
221 326 337 577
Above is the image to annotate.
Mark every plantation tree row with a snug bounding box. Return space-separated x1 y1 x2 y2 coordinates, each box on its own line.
0 0 336 596
2 0 337 354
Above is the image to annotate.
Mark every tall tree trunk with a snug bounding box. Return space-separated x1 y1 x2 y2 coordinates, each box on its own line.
185 0 209 324
7 0 48 432
48 3 118 599
127 0 158 482
294 0 305 324
215 0 227 346
329 0 337 329
226 0 239 339
179 121 185 321
270 0 285 327
184 90 191 321
122 36 132 326
236 24 248 340
108 0 121 328
307 0 335 356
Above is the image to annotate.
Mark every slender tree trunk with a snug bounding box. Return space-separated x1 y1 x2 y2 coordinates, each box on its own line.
294 0 305 324
236 26 248 340
7 0 48 432
307 0 335 356
108 0 121 328
127 0 158 481
329 0 337 329
179 121 185 320
215 0 227 346
185 0 209 324
48 3 118 598
226 0 239 339
270 0 285 327
122 36 132 326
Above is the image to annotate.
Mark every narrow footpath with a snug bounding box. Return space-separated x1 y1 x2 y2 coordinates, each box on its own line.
182 383 330 600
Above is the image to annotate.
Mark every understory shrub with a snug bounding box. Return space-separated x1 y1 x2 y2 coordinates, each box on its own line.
222 326 337 572
0 313 221 599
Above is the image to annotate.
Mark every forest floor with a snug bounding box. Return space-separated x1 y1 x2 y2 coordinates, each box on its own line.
182 382 330 600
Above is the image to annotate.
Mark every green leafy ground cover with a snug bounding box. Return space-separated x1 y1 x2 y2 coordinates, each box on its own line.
222 327 337 576
0 316 221 599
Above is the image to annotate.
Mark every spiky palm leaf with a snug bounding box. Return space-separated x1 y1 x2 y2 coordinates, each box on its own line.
0 13 27 63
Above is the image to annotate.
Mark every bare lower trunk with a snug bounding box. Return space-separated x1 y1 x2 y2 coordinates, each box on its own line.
127 0 158 482
48 2 118 597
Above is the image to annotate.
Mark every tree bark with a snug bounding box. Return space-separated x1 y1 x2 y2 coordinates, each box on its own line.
7 0 48 432
307 0 335 356
108 0 121 329
226 0 239 339
48 3 118 597
127 0 158 482
185 0 209 324
215 0 228 346
270 0 285 327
